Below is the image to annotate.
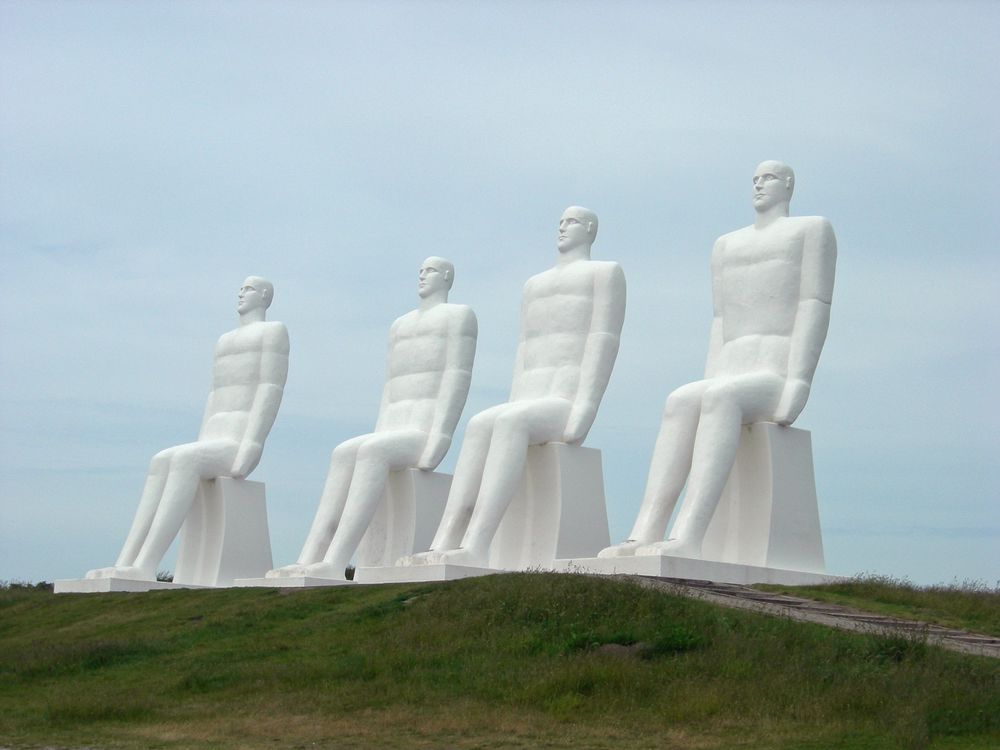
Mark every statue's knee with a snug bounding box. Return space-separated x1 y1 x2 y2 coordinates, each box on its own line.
700 384 736 415
355 440 388 468
664 390 698 420
492 410 526 439
467 411 494 438
149 447 176 473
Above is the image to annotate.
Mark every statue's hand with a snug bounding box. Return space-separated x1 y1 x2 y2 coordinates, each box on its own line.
231 441 263 478
773 379 810 426
562 403 596 445
417 433 450 471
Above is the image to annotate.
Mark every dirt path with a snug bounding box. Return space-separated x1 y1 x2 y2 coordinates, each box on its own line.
623 575 1000 659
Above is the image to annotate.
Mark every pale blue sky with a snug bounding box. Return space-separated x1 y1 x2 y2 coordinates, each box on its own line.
1 1 997 585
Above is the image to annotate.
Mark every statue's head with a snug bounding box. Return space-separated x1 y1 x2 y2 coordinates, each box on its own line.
238 276 274 313
418 256 454 299
752 161 795 212
557 206 598 253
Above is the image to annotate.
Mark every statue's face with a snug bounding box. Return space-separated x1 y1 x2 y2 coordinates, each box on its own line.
557 209 591 252
418 260 448 299
752 162 792 212
237 280 266 313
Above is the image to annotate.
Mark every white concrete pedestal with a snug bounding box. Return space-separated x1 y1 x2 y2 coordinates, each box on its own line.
702 423 825 573
355 563 498 584
489 443 610 569
54 577 207 593
360 443 611 584
356 468 451 568
554 554 841 586
55 477 272 593
174 477 273 587
235 468 450 588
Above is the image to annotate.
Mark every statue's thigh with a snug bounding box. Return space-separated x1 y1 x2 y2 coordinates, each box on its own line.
168 441 238 477
358 430 425 468
498 398 572 443
708 374 784 422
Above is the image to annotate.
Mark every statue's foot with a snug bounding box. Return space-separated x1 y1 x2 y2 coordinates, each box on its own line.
85 566 151 581
85 566 117 579
264 563 318 578
597 539 646 558
397 551 443 567
636 538 702 559
299 562 348 581
435 547 488 568
265 564 309 579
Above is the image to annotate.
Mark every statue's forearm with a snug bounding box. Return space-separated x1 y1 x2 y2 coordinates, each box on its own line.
564 332 619 441
241 383 285 447
785 298 831 385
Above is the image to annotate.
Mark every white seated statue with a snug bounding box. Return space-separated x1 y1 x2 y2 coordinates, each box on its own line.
402 206 626 569
86 276 289 582
267 257 477 581
600 161 836 561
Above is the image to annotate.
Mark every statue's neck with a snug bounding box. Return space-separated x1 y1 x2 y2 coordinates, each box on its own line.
419 291 448 312
754 204 790 230
239 308 266 326
556 245 592 266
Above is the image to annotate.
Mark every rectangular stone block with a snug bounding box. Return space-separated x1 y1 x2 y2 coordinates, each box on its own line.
174 477 273 587
489 443 610 570
555 555 842 586
355 468 450 569
701 423 825 573
54 578 206 593
355 563 498 584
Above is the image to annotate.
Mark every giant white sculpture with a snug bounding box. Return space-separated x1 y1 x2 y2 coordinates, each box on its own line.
402 206 626 570
266 257 477 582
600 161 836 563
85 277 289 582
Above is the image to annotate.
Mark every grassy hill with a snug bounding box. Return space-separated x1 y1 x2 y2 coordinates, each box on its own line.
1 573 998 750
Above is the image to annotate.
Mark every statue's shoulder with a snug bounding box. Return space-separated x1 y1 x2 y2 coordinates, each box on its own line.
440 303 478 338
588 258 622 274
441 302 476 321
716 225 754 246
789 214 832 230
259 320 289 351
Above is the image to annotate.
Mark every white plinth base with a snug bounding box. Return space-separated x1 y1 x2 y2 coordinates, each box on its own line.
232 576 355 588
174 477 273 587
54 577 207 593
556 555 841 586
701 423 825 573
355 468 450 568
489 443 610 570
355 564 498 584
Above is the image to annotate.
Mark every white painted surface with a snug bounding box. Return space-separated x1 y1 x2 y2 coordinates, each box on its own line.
489 443 610 569
602 163 836 563
83 277 288 583
233 576 354 588
402 208 626 569
558 555 842 586
701 424 824 572
55 578 206 593
267 258 476 581
356 469 450 568
356 563 498 584
174 477 273 586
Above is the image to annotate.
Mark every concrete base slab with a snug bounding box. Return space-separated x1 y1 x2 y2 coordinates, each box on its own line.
232 576 354 588
556 555 843 586
54 577 207 594
355 564 498 584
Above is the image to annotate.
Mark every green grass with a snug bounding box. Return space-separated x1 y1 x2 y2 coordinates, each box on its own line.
756 574 1000 637
1 573 998 749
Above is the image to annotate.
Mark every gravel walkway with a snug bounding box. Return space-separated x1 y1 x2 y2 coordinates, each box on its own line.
623 575 1000 659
